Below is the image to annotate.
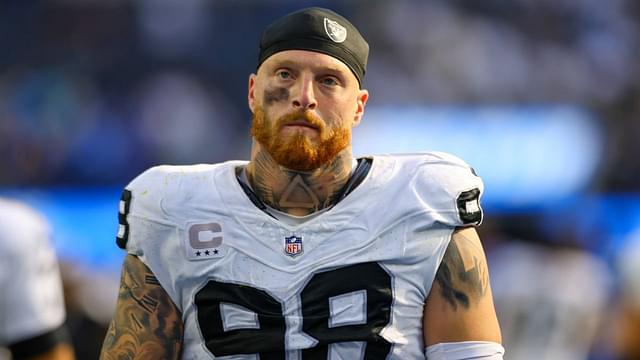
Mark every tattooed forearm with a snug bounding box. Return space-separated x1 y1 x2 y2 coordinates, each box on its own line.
435 228 489 310
247 145 353 215
100 255 183 360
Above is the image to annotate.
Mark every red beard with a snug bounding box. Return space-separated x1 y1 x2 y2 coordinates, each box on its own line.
251 107 351 171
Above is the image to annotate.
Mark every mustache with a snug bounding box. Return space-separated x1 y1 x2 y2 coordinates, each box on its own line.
276 110 325 130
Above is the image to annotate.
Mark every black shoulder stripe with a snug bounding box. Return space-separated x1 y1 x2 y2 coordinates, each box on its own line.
331 157 372 206
116 189 132 249
9 324 71 359
456 188 483 225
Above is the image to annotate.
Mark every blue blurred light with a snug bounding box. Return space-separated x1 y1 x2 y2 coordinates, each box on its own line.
353 105 603 208
1 188 124 271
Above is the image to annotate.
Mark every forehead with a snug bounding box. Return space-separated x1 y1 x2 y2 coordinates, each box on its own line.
259 50 355 77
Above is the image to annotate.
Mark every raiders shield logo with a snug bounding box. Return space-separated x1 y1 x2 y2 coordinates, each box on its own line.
324 18 347 43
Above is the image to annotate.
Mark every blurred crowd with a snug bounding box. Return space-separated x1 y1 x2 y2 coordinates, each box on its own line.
1 0 640 189
2 0 640 359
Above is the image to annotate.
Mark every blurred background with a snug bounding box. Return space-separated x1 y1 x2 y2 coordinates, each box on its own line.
1 0 639 359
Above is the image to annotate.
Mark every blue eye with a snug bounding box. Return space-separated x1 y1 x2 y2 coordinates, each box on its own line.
277 70 291 79
321 77 339 86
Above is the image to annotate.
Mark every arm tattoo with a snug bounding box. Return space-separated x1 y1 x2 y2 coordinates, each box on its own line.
435 230 489 310
100 255 183 360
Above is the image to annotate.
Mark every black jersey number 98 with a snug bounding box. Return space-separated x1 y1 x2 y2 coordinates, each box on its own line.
194 262 393 359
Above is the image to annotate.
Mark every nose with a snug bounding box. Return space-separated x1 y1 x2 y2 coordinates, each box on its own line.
291 75 317 110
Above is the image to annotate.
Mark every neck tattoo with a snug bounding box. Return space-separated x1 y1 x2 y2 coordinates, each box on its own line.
247 147 353 216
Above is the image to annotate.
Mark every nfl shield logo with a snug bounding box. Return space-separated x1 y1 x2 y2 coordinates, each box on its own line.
284 235 303 257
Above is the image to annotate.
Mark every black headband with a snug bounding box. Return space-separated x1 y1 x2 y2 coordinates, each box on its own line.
257 7 369 86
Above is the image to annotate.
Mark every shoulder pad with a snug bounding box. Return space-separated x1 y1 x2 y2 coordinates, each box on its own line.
116 164 219 249
412 152 484 227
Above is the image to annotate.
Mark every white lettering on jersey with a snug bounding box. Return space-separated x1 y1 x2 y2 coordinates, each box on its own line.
329 289 367 327
466 199 480 214
220 303 260 332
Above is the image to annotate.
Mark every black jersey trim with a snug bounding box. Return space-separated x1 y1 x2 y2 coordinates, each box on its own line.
8 325 71 359
330 157 372 206
236 157 372 216
116 189 132 249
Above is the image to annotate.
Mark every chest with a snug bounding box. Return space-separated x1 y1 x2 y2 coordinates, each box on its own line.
155 218 450 359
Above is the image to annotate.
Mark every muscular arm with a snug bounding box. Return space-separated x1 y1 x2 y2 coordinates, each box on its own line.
100 255 183 360
423 227 502 345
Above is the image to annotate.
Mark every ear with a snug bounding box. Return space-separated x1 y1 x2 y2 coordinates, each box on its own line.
248 73 257 113
352 88 369 127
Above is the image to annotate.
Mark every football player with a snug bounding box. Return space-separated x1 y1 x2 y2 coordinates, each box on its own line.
100 7 503 359
0 198 75 360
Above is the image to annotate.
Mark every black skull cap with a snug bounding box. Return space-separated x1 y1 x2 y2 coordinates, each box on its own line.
257 7 369 86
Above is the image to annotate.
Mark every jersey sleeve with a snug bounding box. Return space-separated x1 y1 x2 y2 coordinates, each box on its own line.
116 165 176 254
0 204 67 345
114 165 219 308
414 152 484 228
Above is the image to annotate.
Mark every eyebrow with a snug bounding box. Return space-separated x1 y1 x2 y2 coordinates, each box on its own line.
271 59 347 75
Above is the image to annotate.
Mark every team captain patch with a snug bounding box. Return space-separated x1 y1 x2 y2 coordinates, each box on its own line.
184 222 226 260
456 188 483 225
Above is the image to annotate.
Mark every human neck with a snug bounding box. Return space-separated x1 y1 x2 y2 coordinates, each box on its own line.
245 144 354 216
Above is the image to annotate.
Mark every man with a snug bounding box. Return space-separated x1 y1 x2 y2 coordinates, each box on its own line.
100 7 503 359
0 198 75 360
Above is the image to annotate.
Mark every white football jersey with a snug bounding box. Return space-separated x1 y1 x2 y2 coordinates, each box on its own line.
0 198 66 346
118 152 484 360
